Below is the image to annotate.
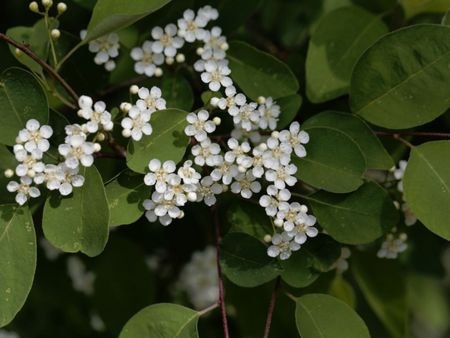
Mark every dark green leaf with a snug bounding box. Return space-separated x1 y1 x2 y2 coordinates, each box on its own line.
277 94 303 129
226 200 272 240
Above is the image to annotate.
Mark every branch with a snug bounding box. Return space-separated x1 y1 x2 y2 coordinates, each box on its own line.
375 131 450 138
263 277 281 338
212 205 230 338
0 33 79 104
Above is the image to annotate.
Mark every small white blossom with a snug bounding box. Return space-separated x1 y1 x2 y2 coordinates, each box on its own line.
185 110 216 142
279 122 309 158
191 139 221 167
265 163 297 190
259 185 291 217
16 119 53 153
143 192 182 226
286 212 318 244
258 97 280 130
393 160 408 192
231 102 260 131
276 202 308 231
198 5 219 22
263 136 291 170
196 176 222 206
178 160 201 185
267 231 300 260
77 96 113 132
377 233 408 259
211 156 238 185
13 145 45 177
136 86 167 112
231 171 261 199
80 30 120 71
151 24 184 57
200 60 232 91
121 105 152 141
144 159 176 193
177 9 208 42
224 138 251 165
131 41 164 76
7 176 40 205
216 85 246 116
58 135 96 169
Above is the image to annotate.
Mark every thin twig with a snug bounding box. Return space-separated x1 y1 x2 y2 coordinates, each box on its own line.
375 131 450 138
212 205 230 338
198 302 219 316
0 33 79 104
263 277 281 338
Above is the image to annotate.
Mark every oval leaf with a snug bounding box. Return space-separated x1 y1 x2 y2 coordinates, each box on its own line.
350 24 450 129
220 232 282 288
0 67 48 145
119 303 199 338
228 40 299 101
308 182 398 244
126 109 189 174
0 205 36 327
403 140 450 240
295 293 370 338
277 94 303 129
42 166 109 257
306 6 388 103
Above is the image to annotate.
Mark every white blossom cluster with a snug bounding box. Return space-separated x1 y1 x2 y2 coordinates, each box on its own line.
377 232 408 259
6 96 111 204
66 256 96 296
80 30 120 71
392 160 417 226
177 246 219 309
127 6 316 260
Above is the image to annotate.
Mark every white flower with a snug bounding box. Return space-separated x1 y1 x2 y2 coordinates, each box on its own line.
177 9 208 42
67 256 95 296
267 231 300 260
200 60 232 91
258 97 280 130
131 41 164 76
279 122 309 158
13 145 45 177
393 160 408 192
286 212 318 244
81 30 120 71
215 85 246 116
144 159 176 193
276 202 308 231
224 138 251 165
202 26 227 51
191 139 221 167
265 163 297 189
249 143 267 178
16 119 53 153
231 171 261 199
56 164 85 196
196 176 222 206
232 102 260 131
262 136 291 170
331 247 351 274
185 110 216 142
121 105 152 141
136 86 167 112
58 135 96 169
401 202 417 226
143 192 182 226
198 5 219 22
151 24 184 57
377 233 408 259
178 246 219 309
77 96 113 132
259 185 291 217
164 174 197 206
211 156 238 185
178 160 201 184
7 176 40 205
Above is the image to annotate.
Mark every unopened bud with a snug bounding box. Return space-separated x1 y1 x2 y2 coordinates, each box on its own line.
129 85 139 94
220 42 229 51
120 102 131 113
213 117 221 125
399 233 408 241
29 1 39 12
15 48 22 57
271 131 279 138
257 96 266 104
196 47 204 56
51 28 61 39
264 234 272 243
4 169 14 178
93 143 101 152
210 97 220 106
57 2 67 13
41 0 53 9
175 53 185 63
154 67 163 77
122 129 131 138
96 132 106 142
27 169 36 178
165 57 174 65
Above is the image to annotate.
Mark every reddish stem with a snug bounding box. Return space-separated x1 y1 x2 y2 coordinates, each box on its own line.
263 277 281 338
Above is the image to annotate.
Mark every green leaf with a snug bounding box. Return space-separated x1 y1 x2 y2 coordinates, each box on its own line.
105 170 151 227
403 140 450 240
0 67 48 145
119 303 199 338
220 232 282 287
306 6 388 103
42 166 109 257
159 72 194 111
277 94 303 129
350 24 450 129
228 41 299 101
295 293 370 338
85 0 171 42
226 200 272 240
292 125 366 193
0 205 36 327
329 275 356 308
0 147 16 204
308 182 398 244
401 0 450 19
303 111 393 170
126 109 189 174
352 252 407 338
442 8 450 25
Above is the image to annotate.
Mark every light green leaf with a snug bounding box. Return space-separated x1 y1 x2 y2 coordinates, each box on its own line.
350 24 450 129
119 303 199 338
0 67 48 145
352 252 408 338
277 94 303 129
403 140 450 240
295 293 370 338
293 125 366 193
308 182 398 244
400 0 450 19
228 41 299 101
105 170 151 227
0 205 36 327
220 232 282 288
42 166 109 257
303 111 393 170
329 275 356 308
85 0 171 42
126 109 189 174
306 6 388 103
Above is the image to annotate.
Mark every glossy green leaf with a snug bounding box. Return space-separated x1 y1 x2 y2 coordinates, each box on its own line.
277 94 303 129
160 72 194 111
119 303 199 338
304 111 393 169
126 109 189 174
105 170 151 227
220 232 282 287
228 41 299 101
329 275 356 308
403 140 450 240
42 166 109 257
350 24 450 129
401 0 450 19
0 67 48 145
85 0 171 42
293 126 366 193
309 182 398 244
352 252 408 338
306 6 388 103
295 293 370 338
226 200 272 240
0 205 36 327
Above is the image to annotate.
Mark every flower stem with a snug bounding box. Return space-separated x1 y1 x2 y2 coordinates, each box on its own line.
198 302 219 316
212 205 230 338
0 32 79 104
375 131 450 139
263 277 281 338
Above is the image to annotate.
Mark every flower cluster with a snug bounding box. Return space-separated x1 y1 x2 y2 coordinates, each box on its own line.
177 246 219 309
6 96 111 204
377 232 408 259
80 30 120 71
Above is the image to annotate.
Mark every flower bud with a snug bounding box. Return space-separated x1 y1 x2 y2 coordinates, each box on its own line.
51 29 61 40
29 1 39 12
27 169 36 178
257 96 266 104
41 0 53 9
15 48 22 57
122 129 132 138
264 234 272 243
129 85 139 94
210 97 220 107
4 169 14 178
165 57 174 65
93 143 101 152
175 53 185 63
57 2 67 13
120 102 131 113
196 47 204 56
220 42 229 51
154 67 163 77
96 132 106 142
213 117 221 125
